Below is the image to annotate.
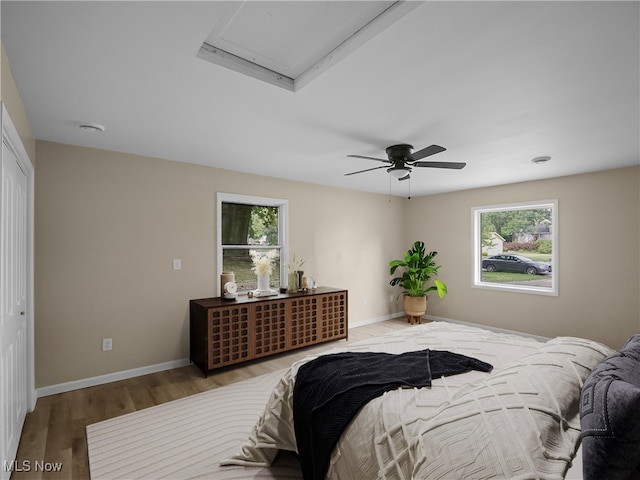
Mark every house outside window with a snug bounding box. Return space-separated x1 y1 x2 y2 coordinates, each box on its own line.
217 193 288 292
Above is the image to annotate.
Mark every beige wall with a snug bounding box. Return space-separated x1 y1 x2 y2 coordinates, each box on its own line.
1 42 35 163
405 166 640 350
32 140 640 388
34 141 406 387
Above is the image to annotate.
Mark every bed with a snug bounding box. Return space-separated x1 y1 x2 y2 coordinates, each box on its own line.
87 320 625 479
220 321 613 479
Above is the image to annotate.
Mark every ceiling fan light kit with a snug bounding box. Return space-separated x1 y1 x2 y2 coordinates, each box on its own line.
345 143 466 181
388 167 411 178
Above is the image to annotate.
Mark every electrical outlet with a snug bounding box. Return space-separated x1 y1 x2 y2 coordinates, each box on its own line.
362 297 368 306
102 338 112 351
172 259 181 270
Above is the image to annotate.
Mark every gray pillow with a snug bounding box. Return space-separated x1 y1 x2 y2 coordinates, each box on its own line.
580 334 640 480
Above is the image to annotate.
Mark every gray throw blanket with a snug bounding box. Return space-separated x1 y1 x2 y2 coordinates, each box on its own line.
292 349 493 480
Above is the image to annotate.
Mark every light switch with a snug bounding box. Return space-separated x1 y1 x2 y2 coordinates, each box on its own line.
172 259 181 270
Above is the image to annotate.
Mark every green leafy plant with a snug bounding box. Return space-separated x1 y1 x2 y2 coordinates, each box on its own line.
389 241 448 298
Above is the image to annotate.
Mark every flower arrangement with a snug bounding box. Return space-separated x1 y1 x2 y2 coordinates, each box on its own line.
286 253 305 273
286 253 305 293
249 249 278 276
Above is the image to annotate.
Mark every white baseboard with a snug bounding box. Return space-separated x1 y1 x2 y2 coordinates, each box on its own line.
36 313 547 398
36 358 191 398
37 314 404 398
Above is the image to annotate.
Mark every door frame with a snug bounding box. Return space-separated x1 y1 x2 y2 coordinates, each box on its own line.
1 102 36 411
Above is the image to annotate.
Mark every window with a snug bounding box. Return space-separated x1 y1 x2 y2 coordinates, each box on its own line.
472 200 558 295
217 193 288 292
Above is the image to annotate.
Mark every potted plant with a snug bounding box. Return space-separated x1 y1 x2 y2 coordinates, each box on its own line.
389 241 447 324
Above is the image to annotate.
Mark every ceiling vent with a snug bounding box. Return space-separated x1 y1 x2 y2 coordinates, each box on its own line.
197 1 418 92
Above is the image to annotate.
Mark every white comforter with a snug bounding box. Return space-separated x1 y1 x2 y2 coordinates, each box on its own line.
222 322 612 479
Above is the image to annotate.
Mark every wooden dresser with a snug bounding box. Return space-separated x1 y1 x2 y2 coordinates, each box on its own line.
190 287 348 375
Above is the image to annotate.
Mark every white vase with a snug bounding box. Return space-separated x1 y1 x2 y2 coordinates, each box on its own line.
257 274 270 292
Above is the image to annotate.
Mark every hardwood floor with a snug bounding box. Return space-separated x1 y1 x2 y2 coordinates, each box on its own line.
12 317 412 480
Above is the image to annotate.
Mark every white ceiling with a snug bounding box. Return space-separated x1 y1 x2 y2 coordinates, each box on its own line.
2 1 639 197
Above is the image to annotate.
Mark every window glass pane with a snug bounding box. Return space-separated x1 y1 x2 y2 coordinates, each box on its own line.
221 203 279 246
473 201 557 295
222 248 281 290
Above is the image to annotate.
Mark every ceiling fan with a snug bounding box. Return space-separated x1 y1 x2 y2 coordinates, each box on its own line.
345 144 466 181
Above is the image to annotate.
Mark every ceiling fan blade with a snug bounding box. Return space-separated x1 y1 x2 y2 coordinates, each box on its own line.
347 154 391 164
413 161 466 169
398 174 410 181
409 144 446 161
344 165 388 176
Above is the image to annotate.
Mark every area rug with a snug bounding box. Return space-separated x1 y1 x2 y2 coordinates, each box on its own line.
86 369 303 479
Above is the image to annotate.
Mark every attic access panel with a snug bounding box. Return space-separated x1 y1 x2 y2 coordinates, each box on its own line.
197 1 418 92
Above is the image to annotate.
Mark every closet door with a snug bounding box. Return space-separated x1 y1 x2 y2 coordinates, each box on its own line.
0 129 29 480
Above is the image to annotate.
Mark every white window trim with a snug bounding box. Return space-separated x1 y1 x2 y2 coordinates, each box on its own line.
216 192 289 294
471 199 558 296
